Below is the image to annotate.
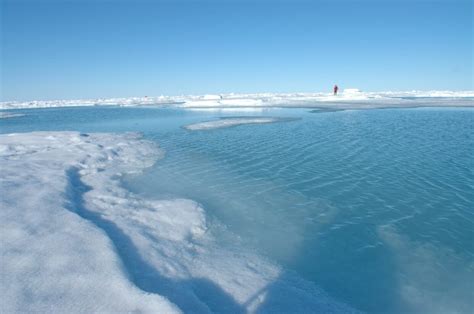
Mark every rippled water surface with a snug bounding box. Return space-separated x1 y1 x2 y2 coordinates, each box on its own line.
2 106 473 313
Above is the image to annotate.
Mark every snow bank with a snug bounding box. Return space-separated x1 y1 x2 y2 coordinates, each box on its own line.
1 90 473 110
201 94 222 100
184 117 288 130
0 96 182 110
342 88 361 94
0 132 179 313
0 131 358 313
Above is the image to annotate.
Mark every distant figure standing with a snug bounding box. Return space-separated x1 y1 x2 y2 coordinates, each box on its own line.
333 85 339 95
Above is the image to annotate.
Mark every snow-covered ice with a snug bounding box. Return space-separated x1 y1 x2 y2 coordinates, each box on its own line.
1 90 473 110
0 96 180 110
0 131 358 313
0 132 179 313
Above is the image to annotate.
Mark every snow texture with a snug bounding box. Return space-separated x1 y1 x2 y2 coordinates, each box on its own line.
0 132 359 313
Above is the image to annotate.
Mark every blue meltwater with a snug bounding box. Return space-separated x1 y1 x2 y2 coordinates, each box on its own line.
2 106 473 313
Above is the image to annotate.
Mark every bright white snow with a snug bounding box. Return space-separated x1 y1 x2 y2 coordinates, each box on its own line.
1 90 473 110
0 131 358 313
0 132 179 313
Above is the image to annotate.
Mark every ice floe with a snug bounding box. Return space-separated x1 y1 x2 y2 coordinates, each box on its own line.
0 131 359 313
184 117 293 130
0 112 25 119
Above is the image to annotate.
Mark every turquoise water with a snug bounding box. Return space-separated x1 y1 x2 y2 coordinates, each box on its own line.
1 106 473 313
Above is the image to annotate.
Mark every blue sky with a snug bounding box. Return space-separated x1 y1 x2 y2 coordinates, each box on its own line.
1 0 472 101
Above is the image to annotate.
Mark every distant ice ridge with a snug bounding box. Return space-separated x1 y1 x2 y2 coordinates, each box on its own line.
184 117 290 130
0 95 181 110
180 90 474 109
1 90 473 110
0 131 359 313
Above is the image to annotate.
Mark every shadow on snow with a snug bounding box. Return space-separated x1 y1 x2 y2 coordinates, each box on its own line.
65 167 244 314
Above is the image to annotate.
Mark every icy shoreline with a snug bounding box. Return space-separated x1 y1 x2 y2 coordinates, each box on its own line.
0 131 358 313
1 90 473 110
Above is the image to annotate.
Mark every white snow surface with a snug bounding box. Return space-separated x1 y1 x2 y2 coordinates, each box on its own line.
0 131 358 313
0 132 180 313
1 90 473 110
184 117 284 130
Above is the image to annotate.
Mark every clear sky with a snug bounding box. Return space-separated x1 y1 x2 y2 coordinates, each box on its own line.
1 0 472 101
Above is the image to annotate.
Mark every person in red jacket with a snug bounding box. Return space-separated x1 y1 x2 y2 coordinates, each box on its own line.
333 84 339 95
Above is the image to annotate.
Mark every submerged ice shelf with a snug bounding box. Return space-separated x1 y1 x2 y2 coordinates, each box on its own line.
0 131 358 313
0 112 26 119
184 117 295 130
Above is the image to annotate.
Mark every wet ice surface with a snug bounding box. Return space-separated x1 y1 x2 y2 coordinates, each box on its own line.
1 106 473 313
0 112 26 119
184 117 296 130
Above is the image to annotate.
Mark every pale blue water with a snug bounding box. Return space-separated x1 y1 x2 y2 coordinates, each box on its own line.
1 106 473 313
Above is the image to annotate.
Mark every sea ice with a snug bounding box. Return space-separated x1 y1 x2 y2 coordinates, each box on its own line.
0 112 25 119
0 132 179 313
1 90 472 110
377 225 474 314
0 131 358 313
184 117 290 130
